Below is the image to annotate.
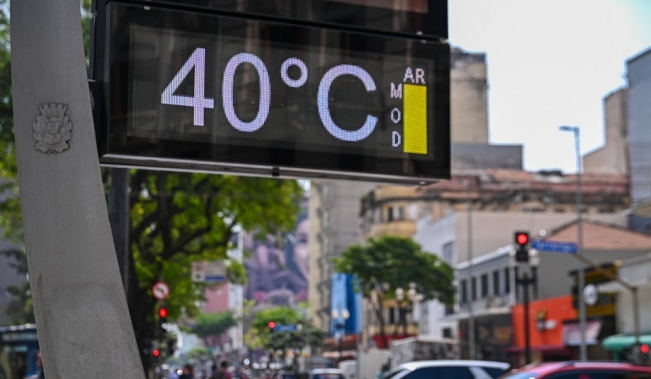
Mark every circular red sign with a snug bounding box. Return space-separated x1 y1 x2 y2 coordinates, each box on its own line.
152 282 170 300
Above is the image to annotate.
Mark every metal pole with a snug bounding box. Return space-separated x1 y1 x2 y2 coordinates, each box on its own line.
575 128 587 361
633 287 641 361
467 181 476 360
10 0 146 377
523 272 532 365
109 168 130 294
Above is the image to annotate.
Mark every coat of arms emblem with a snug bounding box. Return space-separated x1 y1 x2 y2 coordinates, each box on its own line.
33 103 72 153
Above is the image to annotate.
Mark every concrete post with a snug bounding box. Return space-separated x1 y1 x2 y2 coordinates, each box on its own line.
10 0 146 378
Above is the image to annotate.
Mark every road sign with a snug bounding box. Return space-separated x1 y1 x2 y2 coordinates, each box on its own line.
583 284 599 306
152 282 170 300
191 261 226 283
531 240 578 254
96 4 451 184
274 324 298 332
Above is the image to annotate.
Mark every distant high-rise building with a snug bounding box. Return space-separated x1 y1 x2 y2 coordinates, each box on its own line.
450 47 489 144
584 88 628 175
627 47 651 204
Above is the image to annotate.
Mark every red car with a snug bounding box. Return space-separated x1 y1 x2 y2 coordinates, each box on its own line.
500 362 651 379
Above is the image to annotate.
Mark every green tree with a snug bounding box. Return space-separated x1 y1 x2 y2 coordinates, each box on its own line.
192 311 238 339
333 236 455 348
247 307 324 372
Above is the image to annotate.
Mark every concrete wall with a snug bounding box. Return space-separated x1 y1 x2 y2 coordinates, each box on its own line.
627 48 651 203
584 88 628 175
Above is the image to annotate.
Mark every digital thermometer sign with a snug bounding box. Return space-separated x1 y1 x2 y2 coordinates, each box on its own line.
99 3 450 183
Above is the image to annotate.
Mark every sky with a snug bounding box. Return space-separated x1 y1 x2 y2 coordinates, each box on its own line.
448 0 651 173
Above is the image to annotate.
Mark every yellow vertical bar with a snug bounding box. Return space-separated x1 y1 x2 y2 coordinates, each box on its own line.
403 84 428 154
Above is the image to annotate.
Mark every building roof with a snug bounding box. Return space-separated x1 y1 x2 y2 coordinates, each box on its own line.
541 219 651 251
421 169 628 195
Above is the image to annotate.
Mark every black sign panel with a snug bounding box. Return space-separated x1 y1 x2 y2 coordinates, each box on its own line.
102 0 447 40
99 3 450 183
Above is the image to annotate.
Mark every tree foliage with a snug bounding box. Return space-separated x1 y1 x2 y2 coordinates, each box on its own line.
246 307 324 371
333 236 455 347
192 311 238 339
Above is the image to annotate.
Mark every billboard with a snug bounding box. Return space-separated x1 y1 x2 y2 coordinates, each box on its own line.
243 212 309 311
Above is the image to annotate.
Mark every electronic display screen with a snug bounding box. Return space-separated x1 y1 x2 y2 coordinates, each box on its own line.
100 3 450 183
104 0 447 39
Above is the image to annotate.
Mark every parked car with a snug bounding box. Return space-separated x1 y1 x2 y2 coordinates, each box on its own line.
499 361 651 379
381 360 510 379
309 368 347 379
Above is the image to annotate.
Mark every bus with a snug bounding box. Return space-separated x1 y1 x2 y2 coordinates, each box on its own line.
0 324 40 379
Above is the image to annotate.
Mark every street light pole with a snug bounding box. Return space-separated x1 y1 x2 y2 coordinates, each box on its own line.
466 180 476 360
560 125 586 361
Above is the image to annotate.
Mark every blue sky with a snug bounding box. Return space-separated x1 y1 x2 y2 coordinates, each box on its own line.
448 0 651 172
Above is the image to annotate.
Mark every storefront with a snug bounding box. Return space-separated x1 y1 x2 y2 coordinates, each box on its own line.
509 296 578 366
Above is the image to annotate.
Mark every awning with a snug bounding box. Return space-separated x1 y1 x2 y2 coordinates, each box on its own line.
603 334 651 351
563 320 602 346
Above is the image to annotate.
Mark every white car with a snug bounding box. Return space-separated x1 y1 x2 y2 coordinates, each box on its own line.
382 360 510 379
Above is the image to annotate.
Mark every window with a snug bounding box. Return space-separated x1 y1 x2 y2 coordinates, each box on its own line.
387 207 394 222
471 277 477 301
398 206 405 220
442 242 455 264
442 328 453 338
438 367 474 379
381 369 408 379
403 368 438 379
482 367 509 379
505 268 511 294
389 307 396 324
461 280 468 303
493 270 500 295
481 274 489 298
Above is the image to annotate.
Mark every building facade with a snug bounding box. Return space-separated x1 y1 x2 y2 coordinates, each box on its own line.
308 180 376 332
584 88 629 175
627 47 651 204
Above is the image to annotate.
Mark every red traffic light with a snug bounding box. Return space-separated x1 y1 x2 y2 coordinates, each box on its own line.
158 307 168 319
268 321 276 329
515 232 529 246
152 349 160 357
641 344 650 354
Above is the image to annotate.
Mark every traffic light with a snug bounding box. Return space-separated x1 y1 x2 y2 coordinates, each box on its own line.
166 338 177 356
152 348 161 357
514 231 530 263
268 321 276 332
641 344 650 355
158 306 168 319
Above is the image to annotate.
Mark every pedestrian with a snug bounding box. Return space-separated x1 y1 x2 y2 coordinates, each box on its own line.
28 351 45 379
211 361 231 379
179 364 194 379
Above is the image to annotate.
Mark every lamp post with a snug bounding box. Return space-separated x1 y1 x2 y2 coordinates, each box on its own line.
466 179 476 360
332 308 350 364
559 125 586 361
396 284 419 338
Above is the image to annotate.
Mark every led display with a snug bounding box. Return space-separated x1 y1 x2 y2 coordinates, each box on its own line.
99 3 450 183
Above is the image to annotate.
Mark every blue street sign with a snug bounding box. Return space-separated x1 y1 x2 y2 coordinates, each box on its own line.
531 240 578 254
274 324 298 332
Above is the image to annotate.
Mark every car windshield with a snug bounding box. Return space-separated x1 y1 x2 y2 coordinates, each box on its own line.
313 374 345 379
499 372 539 379
382 369 408 379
